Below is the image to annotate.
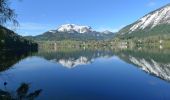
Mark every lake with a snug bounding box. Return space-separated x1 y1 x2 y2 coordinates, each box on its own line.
0 47 170 100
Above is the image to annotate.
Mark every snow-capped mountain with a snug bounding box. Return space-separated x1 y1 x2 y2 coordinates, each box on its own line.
130 4 170 31
49 24 115 35
27 24 115 41
57 24 93 33
118 3 170 36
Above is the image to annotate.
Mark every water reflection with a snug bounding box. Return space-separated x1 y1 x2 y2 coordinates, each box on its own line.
37 48 114 68
114 47 170 82
0 47 170 99
0 49 41 100
0 82 42 100
37 47 170 82
0 49 36 72
1 47 170 82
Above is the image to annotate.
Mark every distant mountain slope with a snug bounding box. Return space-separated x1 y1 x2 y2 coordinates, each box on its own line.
0 25 38 49
117 3 170 38
26 24 115 41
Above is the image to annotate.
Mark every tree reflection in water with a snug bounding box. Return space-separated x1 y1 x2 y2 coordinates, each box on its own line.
0 82 42 100
0 49 37 72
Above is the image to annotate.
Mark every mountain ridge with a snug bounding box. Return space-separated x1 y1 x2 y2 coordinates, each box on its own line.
57 24 93 33
117 3 170 38
26 24 115 41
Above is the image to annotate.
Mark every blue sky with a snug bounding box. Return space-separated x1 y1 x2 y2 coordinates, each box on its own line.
10 0 170 36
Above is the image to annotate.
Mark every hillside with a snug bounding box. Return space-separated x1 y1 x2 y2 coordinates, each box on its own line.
117 3 170 39
0 25 38 50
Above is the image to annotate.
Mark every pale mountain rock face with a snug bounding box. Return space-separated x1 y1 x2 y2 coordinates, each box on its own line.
57 24 93 33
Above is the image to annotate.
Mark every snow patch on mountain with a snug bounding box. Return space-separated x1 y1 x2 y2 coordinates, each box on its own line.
48 30 56 33
129 4 170 32
57 24 93 33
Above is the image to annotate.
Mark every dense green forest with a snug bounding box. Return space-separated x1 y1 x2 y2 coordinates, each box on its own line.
0 25 38 50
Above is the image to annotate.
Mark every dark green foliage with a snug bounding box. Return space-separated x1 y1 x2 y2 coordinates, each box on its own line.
0 1 38 50
0 0 18 26
0 25 38 50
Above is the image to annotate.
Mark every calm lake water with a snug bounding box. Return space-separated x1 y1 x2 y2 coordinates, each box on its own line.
0 47 170 100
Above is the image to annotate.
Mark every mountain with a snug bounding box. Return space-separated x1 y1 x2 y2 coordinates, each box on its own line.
102 30 114 34
57 24 93 33
117 3 170 38
0 25 38 50
26 24 115 41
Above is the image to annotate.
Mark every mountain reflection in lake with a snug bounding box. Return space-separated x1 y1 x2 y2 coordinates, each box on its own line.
37 48 114 69
0 47 170 100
